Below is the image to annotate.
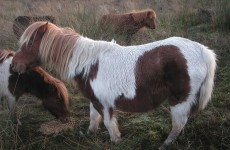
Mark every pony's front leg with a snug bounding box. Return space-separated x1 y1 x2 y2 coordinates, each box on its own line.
103 107 121 144
7 96 21 125
88 102 102 133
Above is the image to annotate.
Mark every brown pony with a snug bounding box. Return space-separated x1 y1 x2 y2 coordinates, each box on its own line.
99 8 157 45
0 49 70 124
12 22 216 149
12 15 56 39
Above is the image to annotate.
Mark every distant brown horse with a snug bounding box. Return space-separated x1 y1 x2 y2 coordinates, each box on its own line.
0 49 70 124
99 9 157 45
12 15 56 39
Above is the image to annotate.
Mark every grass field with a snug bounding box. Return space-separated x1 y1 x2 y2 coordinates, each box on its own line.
0 0 230 149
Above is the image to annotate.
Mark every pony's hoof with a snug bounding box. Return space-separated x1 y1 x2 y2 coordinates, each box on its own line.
159 143 170 150
87 127 99 134
87 129 92 135
12 119 22 125
111 137 121 145
17 119 22 126
79 131 86 138
87 129 96 135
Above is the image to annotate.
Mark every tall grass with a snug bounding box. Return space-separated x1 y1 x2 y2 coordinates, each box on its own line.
213 0 230 30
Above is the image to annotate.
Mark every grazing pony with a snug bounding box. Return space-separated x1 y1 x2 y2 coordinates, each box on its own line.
99 8 157 45
12 22 216 149
13 15 56 39
0 49 70 124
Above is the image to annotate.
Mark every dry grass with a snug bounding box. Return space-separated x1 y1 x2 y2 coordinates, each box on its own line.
0 0 230 149
39 118 75 135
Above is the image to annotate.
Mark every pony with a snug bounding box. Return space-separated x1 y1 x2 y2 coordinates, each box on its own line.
0 49 70 124
99 8 157 45
13 15 56 39
11 22 217 149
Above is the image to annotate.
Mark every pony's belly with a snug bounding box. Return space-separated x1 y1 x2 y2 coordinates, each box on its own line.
115 93 168 113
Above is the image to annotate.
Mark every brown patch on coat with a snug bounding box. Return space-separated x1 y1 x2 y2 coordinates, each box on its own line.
74 62 104 116
99 8 157 45
13 15 56 39
115 45 190 112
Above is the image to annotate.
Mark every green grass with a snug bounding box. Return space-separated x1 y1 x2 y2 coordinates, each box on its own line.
0 0 230 149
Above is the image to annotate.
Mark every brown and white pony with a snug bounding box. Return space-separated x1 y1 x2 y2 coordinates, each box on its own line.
11 22 216 149
13 15 56 39
0 49 70 124
99 8 156 45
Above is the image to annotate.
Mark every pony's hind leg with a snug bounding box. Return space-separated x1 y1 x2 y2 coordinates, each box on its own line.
88 102 102 133
103 107 121 144
159 102 190 150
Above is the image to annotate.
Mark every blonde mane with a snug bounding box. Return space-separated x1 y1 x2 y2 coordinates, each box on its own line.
19 21 80 80
19 21 116 80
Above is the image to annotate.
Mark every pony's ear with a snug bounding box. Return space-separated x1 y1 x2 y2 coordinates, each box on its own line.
37 22 48 36
147 10 156 19
147 11 152 18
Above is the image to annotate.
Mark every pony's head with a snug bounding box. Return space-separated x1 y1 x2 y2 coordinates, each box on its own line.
12 22 49 73
145 9 157 29
131 8 157 29
33 67 71 123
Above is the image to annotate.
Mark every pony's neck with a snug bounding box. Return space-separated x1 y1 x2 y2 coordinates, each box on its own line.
66 37 117 80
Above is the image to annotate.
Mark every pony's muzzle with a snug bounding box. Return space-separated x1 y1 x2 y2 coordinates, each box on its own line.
11 62 27 74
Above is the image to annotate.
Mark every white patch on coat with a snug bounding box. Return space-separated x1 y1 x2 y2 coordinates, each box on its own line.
0 57 16 110
67 37 117 79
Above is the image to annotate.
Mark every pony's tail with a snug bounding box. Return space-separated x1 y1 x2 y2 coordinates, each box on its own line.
198 46 217 111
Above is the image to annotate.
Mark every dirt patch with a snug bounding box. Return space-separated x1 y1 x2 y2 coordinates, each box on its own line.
38 118 75 135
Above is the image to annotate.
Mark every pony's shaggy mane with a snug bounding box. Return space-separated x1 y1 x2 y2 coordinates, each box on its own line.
19 21 80 80
19 21 117 80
